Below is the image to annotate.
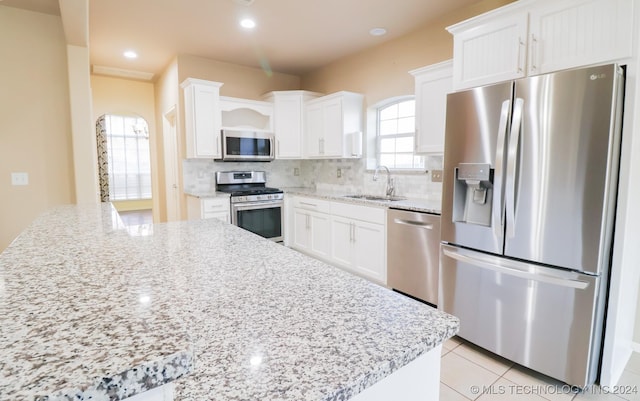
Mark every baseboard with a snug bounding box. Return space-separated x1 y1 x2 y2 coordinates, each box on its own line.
632 342 640 353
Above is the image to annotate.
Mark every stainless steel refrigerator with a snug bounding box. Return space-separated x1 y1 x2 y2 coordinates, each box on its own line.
439 64 625 387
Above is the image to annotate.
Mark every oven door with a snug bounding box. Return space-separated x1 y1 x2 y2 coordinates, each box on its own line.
231 200 283 242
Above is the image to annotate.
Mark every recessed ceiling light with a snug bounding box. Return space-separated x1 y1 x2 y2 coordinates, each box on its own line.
240 18 256 29
369 28 387 36
123 50 138 59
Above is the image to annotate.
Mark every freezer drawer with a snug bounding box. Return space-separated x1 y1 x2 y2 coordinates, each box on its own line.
387 209 440 305
439 244 602 387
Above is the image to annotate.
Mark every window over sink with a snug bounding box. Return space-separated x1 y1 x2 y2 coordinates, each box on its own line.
375 97 424 170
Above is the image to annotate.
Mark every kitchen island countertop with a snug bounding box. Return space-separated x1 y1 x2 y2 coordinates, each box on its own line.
0 204 458 400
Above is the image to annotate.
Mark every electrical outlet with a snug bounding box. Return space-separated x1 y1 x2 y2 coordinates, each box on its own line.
431 170 443 182
337 168 342 178
11 172 29 186
293 168 300 176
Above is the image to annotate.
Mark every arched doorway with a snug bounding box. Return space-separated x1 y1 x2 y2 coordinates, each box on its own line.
96 113 153 231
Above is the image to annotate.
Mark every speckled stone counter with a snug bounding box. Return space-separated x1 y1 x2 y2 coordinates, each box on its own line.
0 203 458 400
183 190 230 199
283 187 442 214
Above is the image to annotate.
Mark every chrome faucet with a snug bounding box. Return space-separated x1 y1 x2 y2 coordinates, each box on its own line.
373 165 395 197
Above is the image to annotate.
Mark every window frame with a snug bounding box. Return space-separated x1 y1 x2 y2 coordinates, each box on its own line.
374 96 424 171
104 114 152 201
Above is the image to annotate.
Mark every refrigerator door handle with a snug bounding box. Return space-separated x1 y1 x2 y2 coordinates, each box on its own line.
492 99 511 239
442 246 590 290
506 98 524 238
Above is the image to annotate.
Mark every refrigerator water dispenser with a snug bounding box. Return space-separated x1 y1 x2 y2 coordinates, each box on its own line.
452 163 493 226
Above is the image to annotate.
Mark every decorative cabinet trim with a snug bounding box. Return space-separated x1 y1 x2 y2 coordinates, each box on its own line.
219 96 274 132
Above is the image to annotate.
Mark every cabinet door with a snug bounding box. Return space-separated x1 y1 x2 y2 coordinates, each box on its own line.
322 97 344 157
528 0 633 76
305 102 323 157
274 95 303 159
330 216 354 268
413 61 453 154
452 13 528 90
309 212 331 260
292 209 310 251
353 221 386 284
183 82 222 158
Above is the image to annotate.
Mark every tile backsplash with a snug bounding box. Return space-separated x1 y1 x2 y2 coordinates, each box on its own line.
183 156 443 200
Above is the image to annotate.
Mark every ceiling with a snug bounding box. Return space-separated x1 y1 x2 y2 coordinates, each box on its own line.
1 0 480 79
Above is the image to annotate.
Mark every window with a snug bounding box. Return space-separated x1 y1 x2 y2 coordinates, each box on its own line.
105 115 152 200
376 98 424 170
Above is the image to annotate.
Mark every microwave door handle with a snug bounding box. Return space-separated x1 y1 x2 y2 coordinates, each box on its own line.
505 98 524 239
492 99 511 239
271 138 275 158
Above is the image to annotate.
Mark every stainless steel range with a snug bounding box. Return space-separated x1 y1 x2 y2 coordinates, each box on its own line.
216 171 284 242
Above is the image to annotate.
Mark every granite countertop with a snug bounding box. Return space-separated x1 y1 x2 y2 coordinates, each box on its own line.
184 187 440 214
0 204 458 400
184 190 230 198
283 187 442 214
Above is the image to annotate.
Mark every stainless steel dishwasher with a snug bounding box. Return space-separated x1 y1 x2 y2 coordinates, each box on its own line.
387 208 441 306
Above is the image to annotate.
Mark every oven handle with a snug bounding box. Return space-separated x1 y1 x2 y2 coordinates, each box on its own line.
232 200 284 211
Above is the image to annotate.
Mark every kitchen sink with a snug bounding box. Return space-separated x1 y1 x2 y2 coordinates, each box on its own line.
344 194 407 201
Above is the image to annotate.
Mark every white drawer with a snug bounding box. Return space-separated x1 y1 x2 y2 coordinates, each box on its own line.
202 198 229 213
292 196 331 214
331 200 385 224
203 211 229 223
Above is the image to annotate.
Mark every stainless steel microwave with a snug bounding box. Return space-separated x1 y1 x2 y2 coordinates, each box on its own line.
219 129 275 162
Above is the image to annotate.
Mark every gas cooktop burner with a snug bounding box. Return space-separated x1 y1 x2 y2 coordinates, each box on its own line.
225 187 283 196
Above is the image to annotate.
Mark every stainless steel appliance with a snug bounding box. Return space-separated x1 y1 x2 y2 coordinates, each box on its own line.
218 130 275 162
387 209 440 306
440 64 625 387
216 171 283 241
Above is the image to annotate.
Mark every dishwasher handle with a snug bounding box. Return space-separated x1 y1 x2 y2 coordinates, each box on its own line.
392 218 434 230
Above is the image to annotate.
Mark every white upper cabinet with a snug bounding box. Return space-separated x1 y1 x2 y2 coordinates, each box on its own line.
528 0 634 76
448 0 634 90
304 91 364 159
181 78 224 158
449 11 528 90
410 60 453 154
264 91 322 159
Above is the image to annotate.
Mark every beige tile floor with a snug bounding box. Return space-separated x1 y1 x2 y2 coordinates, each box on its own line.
441 337 640 401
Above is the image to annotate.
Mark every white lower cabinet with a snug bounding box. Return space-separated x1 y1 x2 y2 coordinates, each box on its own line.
292 208 331 260
290 196 332 260
288 195 387 285
187 196 230 223
330 203 386 285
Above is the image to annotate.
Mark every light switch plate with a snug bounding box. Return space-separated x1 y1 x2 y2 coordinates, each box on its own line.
431 170 443 182
11 172 29 186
